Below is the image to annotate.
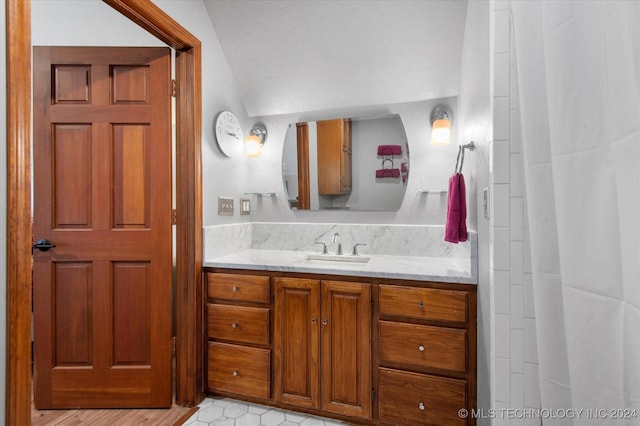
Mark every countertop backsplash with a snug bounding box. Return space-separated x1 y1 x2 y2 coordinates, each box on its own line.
204 222 476 261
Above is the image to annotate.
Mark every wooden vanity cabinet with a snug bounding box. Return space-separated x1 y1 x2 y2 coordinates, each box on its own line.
274 277 372 420
317 118 352 195
205 272 271 400
204 268 476 425
376 284 477 426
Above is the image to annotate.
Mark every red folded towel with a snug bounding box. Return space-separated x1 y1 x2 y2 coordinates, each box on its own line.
377 145 402 156
376 168 400 178
445 172 468 243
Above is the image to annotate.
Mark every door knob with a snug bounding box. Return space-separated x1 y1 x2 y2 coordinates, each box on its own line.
32 239 56 254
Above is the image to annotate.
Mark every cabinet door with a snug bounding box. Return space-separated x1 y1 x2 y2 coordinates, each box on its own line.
317 119 351 195
274 277 321 408
321 280 371 419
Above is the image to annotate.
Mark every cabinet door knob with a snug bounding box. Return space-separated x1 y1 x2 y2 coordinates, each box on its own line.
311 318 317 324
231 322 238 329
418 300 424 308
418 344 425 352
418 402 425 411
232 370 239 376
322 319 328 325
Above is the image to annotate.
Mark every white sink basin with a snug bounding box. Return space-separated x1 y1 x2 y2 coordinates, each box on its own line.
304 254 370 264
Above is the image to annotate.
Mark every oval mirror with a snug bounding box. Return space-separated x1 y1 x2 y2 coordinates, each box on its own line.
282 114 409 211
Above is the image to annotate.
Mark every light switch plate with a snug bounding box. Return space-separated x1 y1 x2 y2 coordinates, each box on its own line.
240 198 250 215
218 197 234 216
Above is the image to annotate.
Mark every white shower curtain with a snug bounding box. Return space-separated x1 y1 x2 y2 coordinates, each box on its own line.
511 1 640 424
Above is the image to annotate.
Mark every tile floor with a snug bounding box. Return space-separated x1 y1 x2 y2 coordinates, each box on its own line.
183 397 354 426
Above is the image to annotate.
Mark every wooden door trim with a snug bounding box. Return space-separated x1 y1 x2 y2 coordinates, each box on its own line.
6 0 203 422
6 0 33 424
296 123 310 210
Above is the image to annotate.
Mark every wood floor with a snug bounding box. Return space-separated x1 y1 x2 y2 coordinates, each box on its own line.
31 403 198 425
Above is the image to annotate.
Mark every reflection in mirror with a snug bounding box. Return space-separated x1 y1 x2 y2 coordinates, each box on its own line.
282 115 409 211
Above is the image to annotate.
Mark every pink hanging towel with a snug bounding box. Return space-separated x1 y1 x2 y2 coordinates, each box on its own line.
377 145 402 156
445 172 468 243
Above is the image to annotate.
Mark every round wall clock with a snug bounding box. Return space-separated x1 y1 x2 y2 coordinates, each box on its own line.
215 110 243 157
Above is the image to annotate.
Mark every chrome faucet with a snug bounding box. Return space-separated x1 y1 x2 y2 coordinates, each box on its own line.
352 243 367 256
314 241 328 254
332 233 343 255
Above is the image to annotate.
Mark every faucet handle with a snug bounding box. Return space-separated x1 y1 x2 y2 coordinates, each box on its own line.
352 243 367 256
314 241 328 254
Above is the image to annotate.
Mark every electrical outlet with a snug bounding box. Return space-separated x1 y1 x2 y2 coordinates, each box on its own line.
240 198 250 215
218 197 234 216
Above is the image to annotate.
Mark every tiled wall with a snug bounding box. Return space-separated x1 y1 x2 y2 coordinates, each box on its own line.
490 2 541 425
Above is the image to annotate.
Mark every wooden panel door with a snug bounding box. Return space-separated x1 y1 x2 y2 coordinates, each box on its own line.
32 47 172 408
321 281 371 419
273 277 321 409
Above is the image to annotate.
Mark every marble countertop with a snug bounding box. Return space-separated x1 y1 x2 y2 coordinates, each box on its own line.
203 249 476 284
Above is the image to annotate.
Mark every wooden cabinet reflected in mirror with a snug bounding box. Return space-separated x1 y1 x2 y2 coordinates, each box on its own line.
283 115 409 211
317 119 352 196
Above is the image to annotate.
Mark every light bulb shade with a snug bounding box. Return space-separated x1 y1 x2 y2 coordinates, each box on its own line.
429 105 453 146
244 135 263 157
430 118 451 145
244 124 267 157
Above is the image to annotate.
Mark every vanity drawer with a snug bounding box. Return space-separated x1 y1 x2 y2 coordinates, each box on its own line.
207 341 270 399
207 272 270 303
207 304 270 345
379 320 466 373
378 367 467 426
379 284 467 323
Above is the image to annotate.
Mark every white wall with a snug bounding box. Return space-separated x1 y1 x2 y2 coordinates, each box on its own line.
350 116 408 211
282 124 298 202
1 1 8 420
456 0 491 422
32 0 161 45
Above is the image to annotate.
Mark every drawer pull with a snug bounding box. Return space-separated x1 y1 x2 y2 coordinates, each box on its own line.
418 300 424 308
231 322 238 329
232 370 239 376
232 286 238 292
418 402 425 411
418 344 425 352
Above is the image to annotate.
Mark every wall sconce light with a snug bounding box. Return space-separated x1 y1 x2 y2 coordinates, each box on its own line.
430 106 453 146
245 124 267 157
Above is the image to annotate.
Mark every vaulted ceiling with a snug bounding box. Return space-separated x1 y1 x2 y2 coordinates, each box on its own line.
203 0 468 117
